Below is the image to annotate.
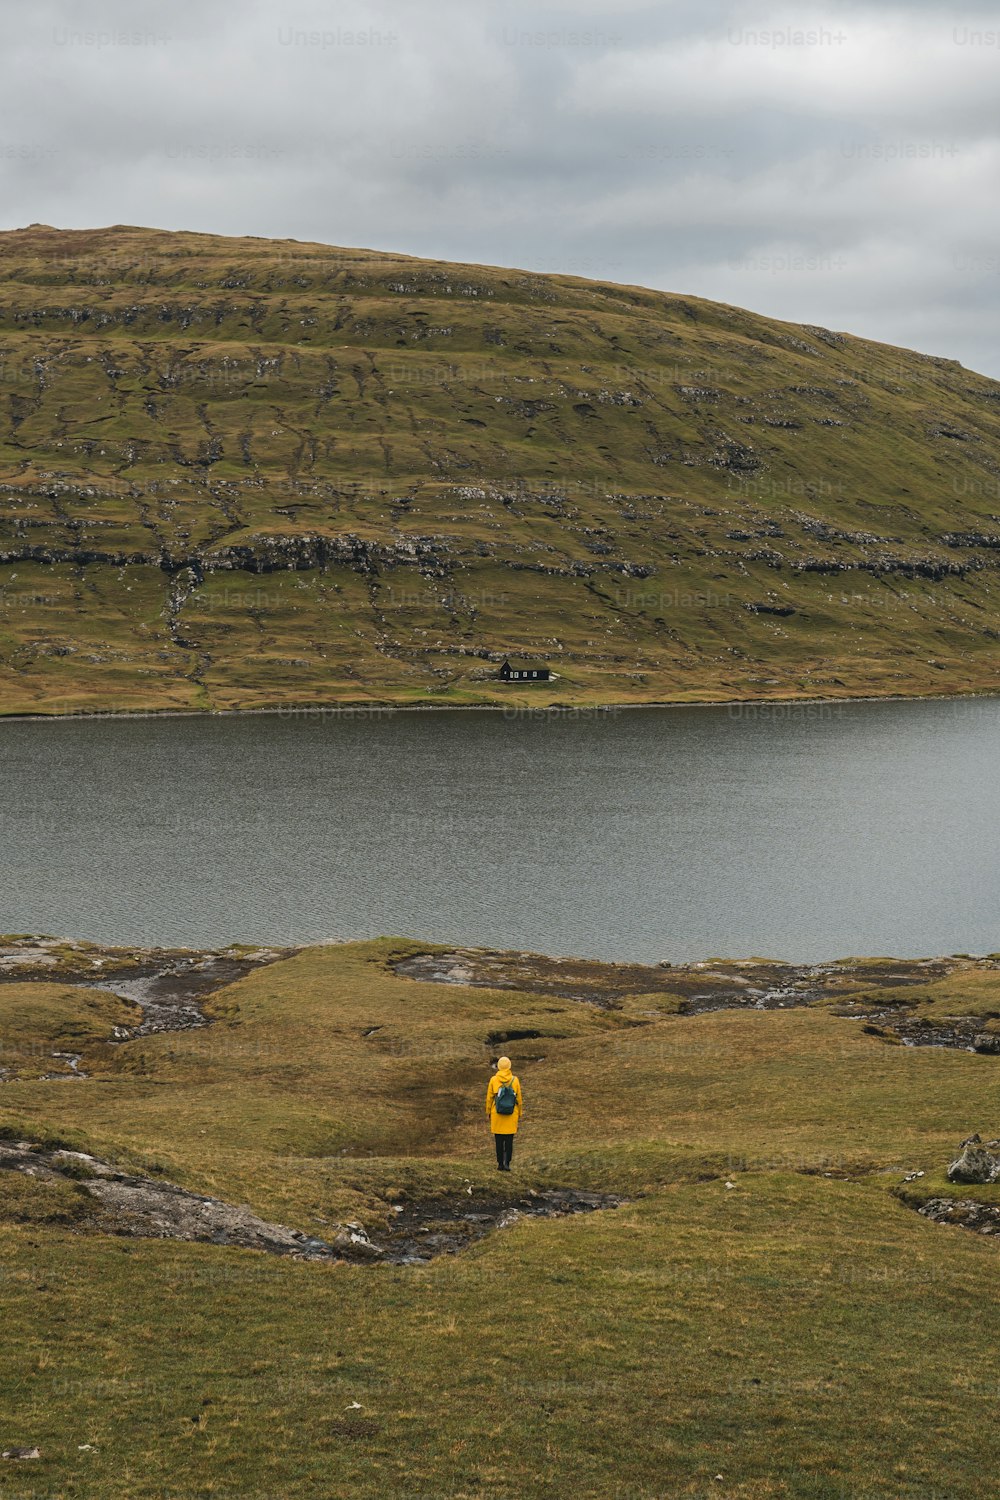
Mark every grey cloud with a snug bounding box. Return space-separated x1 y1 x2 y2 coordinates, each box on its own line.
0 0 997 376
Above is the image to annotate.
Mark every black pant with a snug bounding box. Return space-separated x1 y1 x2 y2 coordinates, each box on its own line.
494 1133 514 1169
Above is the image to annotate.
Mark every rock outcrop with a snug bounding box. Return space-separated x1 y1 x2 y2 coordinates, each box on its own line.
0 1141 377 1261
947 1134 1000 1185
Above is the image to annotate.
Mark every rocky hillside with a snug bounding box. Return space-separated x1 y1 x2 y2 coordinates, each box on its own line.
2 223 1000 713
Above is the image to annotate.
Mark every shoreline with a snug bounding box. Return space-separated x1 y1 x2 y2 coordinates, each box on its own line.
2 927 993 971
3 936 999 1056
2 930 997 978
4 686 1000 724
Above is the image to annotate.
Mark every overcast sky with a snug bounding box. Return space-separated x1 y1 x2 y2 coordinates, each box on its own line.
2 0 998 375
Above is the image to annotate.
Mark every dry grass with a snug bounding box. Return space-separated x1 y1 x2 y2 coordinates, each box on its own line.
3 939 1000 1495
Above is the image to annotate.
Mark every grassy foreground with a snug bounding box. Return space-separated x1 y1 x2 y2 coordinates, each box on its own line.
3 939 1000 1497
4 225 1000 714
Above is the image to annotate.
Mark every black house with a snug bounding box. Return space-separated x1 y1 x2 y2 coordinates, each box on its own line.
498 657 551 682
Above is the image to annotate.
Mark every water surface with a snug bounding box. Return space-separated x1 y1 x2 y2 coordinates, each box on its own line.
1 698 997 963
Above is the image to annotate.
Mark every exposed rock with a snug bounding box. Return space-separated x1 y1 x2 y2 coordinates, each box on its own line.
330 1225 383 1261
942 532 1000 550
0 1141 344 1260
947 1139 1000 1185
83 1174 342 1257
0 1140 620 1265
918 1198 1000 1236
393 947 996 1050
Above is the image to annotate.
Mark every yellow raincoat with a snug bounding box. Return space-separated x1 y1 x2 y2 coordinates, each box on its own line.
486 1063 523 1134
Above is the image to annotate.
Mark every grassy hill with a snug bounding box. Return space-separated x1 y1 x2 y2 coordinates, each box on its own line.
2 224 1000 713
4 937 1000 1496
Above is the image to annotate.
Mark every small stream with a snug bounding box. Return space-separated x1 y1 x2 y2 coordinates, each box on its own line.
80 951 289 1039
0 941 290 1080
40 1051 85 1080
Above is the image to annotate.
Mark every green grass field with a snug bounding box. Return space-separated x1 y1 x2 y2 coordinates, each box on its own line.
3 224 1000 714
3 939 1000 1497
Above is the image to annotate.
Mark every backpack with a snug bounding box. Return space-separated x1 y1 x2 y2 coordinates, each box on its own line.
494 1078 518 1116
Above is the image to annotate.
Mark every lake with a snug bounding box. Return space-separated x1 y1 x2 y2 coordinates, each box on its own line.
1 698 998 963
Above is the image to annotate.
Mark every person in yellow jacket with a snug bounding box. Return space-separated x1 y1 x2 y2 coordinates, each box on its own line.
485 1055 523 1171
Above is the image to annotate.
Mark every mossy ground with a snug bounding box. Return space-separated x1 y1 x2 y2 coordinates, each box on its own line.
2 940 1000 1496
0 982 139 1080
833 966 1000 1026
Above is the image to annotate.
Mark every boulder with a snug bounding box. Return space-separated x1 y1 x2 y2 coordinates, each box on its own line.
947 1140 1000 1184
331 1227 383 1261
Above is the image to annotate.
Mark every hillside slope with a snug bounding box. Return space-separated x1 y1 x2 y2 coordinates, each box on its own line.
2 223 1000 713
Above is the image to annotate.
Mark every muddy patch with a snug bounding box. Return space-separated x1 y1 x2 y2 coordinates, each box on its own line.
852 1010 1000 1052
0 936 293 1039
378 1187 625 1265
82 953 286 1039
393 948 995 1051
0 1141 622 1265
